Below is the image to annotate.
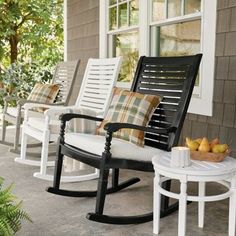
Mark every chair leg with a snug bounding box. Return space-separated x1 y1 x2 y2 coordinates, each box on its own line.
53 144 64 189
161 179 171 210
112 168 119 188
160 179 180 218
12 115 21 151
95 167 110 214
1 118 7 142
198 181 205 228
40 132 49 176
19 127 27 161
33 130 51 179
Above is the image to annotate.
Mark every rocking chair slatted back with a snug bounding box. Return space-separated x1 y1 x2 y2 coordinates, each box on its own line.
53 60 80 105
75 57 122 116
131 55 202 151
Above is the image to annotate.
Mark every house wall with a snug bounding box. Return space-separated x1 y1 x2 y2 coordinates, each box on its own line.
67 0 99 104
67 0 236 157
180 0 236 158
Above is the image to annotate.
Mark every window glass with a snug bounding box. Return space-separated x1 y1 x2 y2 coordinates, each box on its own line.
159 20 201 56
129 0 139 26
118 3 128 28
152 0 165 21
151 20 201 84
109 7 117 30
110 31 139 82
109 0 116 6
167 0 181 18
185 0 201 14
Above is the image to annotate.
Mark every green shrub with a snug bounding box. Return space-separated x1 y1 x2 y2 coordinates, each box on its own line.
0 61 53 106
0 177 32 236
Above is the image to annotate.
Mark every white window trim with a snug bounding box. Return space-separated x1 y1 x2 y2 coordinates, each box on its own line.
99 0 217 116
188 1 217 116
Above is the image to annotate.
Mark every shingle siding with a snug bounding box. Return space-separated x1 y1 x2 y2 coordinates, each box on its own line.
181 0 236 157
67 0 99 105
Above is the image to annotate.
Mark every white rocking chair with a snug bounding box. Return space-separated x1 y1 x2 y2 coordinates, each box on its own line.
15 57 122 182
0 60 80 154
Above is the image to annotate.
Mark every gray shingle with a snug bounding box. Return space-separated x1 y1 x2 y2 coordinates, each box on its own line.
181 119 192 141
213 80 224 102
188 114 198 121
191 121 208 139
215 33 226 56
223 103 235 127
215 57 229 80
217 0 229 9
228 0 236 7
197 115 208 123
207 124 220 140
67 0 99 104
230 7 236 31
207 103 224 125
225 32 236 55
229 56 236 80
223 80 236 104
217 8 231 33
228 128 236 153
219 127 229 143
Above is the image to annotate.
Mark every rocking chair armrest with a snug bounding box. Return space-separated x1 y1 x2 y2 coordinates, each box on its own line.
59 113 104 123
104 122 177 135
44 106 75 117
23 101 65 110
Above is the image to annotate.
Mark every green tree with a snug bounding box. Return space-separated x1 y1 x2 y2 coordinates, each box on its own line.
0 0 63 67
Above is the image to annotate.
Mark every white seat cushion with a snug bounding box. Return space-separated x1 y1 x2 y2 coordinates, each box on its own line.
28 117 60 133
6 107 44 118
65 133 167 162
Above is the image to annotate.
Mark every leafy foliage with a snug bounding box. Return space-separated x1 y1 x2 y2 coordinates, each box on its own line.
0 177 32 236
0 61 53 106
118 50 138 82
0 0 63 66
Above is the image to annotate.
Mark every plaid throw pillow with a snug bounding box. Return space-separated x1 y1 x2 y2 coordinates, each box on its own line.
27 83 60 112
96 87 161 147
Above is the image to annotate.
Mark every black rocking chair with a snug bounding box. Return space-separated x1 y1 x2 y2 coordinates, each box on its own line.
47 54 202 224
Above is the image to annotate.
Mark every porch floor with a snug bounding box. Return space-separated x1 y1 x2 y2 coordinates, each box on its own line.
0 128 230 236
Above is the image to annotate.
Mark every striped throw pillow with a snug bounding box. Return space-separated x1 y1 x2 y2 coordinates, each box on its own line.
96 87 161 147
27 83 60 112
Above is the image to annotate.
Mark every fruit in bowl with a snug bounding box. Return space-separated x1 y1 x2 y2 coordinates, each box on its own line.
185 137 230 162
211 144 229 153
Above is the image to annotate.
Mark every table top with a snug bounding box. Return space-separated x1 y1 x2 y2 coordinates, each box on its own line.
152 153 236 176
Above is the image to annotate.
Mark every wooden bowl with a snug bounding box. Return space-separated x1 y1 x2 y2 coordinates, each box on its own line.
190 150 230 162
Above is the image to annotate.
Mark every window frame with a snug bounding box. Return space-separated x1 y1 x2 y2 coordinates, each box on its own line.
99 0 217 116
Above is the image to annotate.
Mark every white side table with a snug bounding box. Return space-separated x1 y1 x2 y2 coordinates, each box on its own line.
152 153 236 236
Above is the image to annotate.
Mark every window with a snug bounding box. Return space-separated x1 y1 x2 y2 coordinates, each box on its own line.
150 0 202 93
100 0 217 116
106 0 139 87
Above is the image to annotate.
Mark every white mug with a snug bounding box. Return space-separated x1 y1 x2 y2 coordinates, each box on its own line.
171 146 191 168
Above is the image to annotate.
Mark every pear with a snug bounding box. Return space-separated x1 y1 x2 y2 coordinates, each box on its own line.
194 138 202 145
209 138 220 151
212 144 228 153
186 137 199 151
198 137 210 152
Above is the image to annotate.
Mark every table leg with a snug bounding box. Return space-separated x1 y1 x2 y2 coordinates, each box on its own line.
178 179 187 236
198 181 206 228
229 176 236 236
153 172 161 235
